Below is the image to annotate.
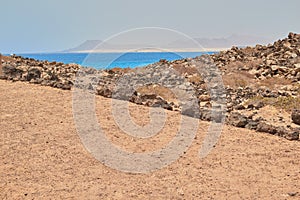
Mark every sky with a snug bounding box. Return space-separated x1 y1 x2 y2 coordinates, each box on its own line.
1 0 300 53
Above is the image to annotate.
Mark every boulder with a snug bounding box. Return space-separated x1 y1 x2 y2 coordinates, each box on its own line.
3 65 23 79
276 127 299 140
27 68 41 81
227 112 248 127
291 109 300 125
256 122 277 134
96 86 112 98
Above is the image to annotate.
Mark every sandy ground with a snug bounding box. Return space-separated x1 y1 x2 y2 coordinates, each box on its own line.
1 80 300 199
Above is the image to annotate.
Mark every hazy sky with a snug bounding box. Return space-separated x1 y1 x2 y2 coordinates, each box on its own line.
1 0 299 53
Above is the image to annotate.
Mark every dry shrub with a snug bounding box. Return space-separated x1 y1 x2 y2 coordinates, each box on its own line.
246 96 300 112
223 59 263 72
246 59 263 69
258 77 292 89
225 61 245 71
274 96 300 111
187 74 203 84
222 71 255 88
172 64 198 75
109 67 132 73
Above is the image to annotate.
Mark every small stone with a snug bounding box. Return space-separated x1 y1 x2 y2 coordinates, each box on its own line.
235 104 246 110
271 65 280 71
287 192 298 197
199 94 211 102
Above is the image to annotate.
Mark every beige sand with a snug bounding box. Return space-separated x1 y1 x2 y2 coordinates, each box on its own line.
0 80 300 199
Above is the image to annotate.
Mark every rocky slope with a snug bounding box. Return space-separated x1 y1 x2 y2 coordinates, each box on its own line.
0 55 80 90
212 32 300 82
1 33 300 140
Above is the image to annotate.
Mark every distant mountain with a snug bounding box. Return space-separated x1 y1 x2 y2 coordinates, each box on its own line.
167 35 271 49
64 35 273 52
63 40 102 52
225 34 271 47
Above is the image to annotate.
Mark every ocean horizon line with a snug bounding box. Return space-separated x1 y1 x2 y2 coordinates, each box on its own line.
5 51 217 69
3 48 227 55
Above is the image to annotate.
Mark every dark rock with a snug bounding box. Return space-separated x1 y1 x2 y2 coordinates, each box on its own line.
159 59 168 64
140 94 157 101
96 86 112 98
287 192 298 197
62 84 72 90
27 68 41 81
276 127 299 140
3 65 23 79
227 112 248 127
199 109 211 121
291 109 300 125
181 106 200 118
256 122 277 134
235 104 246 110
245 120 259 130
247 101 264 109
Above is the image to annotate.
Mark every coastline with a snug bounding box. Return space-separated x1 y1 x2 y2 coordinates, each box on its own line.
66 47 230 53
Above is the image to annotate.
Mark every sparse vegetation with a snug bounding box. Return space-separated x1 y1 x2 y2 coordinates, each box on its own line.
136 84 177 102
258 77 292 90
222 71 254 88
221 59 263 72
246 95 300 112
187 74 203 84
172 64 198 75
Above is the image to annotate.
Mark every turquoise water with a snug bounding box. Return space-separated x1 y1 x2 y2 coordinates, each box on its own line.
15 52 216 69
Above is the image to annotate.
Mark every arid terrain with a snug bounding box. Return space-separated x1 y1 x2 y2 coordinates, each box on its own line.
1 80 300 199
1 33 300 199
1 33 300 142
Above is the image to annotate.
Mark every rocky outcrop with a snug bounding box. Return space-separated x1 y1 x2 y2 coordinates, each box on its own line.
1 55 80 90
256 122 299 141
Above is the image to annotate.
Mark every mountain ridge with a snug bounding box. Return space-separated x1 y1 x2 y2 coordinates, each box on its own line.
64 34 273 52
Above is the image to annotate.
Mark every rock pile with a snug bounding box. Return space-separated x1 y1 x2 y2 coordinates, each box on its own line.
1 55 80 90
211 32 300 82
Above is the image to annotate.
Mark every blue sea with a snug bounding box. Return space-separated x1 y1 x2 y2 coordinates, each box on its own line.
14 52 216 70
